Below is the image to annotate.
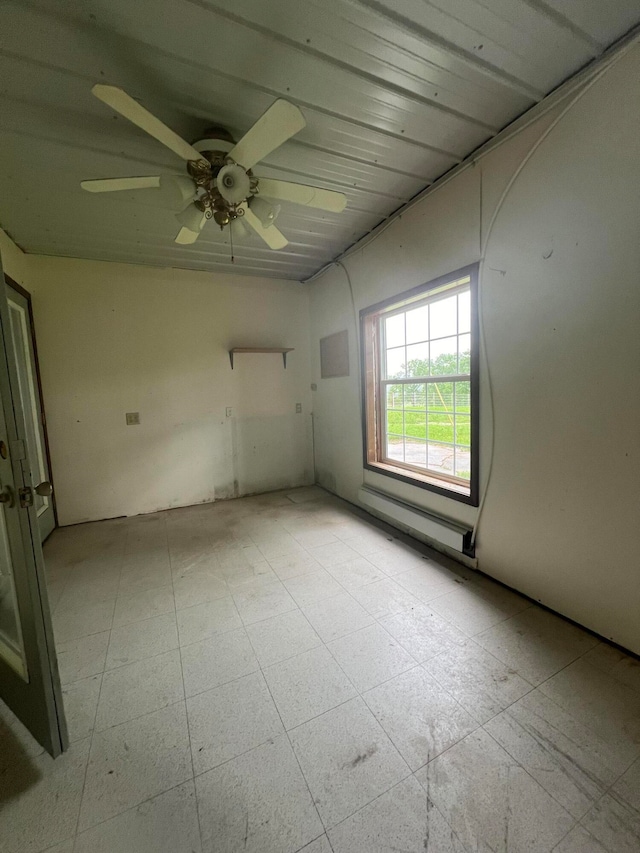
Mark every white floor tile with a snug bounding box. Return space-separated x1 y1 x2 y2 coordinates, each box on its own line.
245 609 321 667
582 759 640 853
180 628 259 697
176 597 241 646
363 667 478 770
366 545 426 576
79 702 192 831
485 688 627 819
303 592 374 642
297 835 333 853
106 612 178 670
55 630 109 684
309 541 361 568
196 735 323 853
329 776 465 853
95 649 184 730
416 729 574 852
232 579 297 625
553 825 609 853
263 645 356 730
327 623 417 692
268 550 322 581
349 577 421 619
324 556 386 589
74 781 201 853
283 570 344 608
62 674 102 742
582 643 640 695
538 658 640 761
424 641 532 724
53 597 115 643
187 671 283 774
394 563 462 603
0 737 90 853
379 604 468 662
172 569 229 610
112 585 175 627
429 580 531 636
475 607 599 685
290 697 409 828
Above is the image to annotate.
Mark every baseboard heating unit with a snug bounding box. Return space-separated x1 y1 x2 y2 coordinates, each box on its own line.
358 486 474 557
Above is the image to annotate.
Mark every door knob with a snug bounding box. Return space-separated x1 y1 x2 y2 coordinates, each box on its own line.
0 485 15 507
34 481 53 497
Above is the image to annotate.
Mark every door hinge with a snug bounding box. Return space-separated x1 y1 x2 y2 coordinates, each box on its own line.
19 486 34 508
10 439 26 461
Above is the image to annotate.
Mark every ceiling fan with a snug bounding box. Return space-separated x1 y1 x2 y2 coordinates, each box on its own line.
81 85 347 249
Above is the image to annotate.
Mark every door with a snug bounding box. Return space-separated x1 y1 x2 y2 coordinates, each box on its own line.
0 263 67 756
6 280 55 541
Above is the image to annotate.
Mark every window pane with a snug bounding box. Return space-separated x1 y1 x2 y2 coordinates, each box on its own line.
386 436 404 462
428 442 455 475
404 409 426 441
430 294 457 338
427 382 454 412
386 346 405 378
458 291 470 334
430 336 458 375
455 414 470 446
405 304 429 344
406 342 429 377
404 438 427 468
458 334 471 373
404 384 426 409
385 313 405 348
427 411 454 444
386 384 403 411
455 381 470 412
455 446 471 480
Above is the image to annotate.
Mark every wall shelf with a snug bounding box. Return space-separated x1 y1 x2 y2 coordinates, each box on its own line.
228 347 294 369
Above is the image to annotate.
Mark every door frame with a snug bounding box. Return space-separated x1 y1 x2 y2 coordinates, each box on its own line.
4 275 58 532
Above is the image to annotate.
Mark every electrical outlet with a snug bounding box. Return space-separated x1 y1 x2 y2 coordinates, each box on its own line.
125 412 140 425
226 407 233 418
295 403 302 414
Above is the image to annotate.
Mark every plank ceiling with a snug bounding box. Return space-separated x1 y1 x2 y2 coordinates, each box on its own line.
1 0 639 280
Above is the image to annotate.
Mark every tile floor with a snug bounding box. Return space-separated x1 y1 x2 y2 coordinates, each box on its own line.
1 486 640 852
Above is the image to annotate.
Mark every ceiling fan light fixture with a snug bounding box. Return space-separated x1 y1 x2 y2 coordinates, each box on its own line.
176 202 206 232
250 196 280 228
216 164 251 205
159 175 197 211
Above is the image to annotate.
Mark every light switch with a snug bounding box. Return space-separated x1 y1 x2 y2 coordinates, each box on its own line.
226 407 233 418
295 403 302 414
125 412 140 425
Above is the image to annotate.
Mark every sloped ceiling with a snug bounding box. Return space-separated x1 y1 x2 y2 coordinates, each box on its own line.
1 0 639 280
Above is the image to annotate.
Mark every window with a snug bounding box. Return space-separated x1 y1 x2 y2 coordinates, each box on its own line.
361 264 478 505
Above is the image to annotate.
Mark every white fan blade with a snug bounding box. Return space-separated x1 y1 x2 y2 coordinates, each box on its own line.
81 176 161 193
257 178 347 213
244 207 289 250
175 226 202 245
92 84 203 162
229 100 305 170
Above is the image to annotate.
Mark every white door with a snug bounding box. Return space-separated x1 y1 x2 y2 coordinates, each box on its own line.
0 263 66 756
6 282 55 541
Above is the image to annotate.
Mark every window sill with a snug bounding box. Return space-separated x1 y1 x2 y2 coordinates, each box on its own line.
365 460 477 506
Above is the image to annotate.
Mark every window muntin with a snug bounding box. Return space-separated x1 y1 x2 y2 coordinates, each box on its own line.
361 267 477 504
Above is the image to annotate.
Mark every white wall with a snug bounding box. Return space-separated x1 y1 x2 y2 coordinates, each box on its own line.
309 46 640 655
7 253 313 525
